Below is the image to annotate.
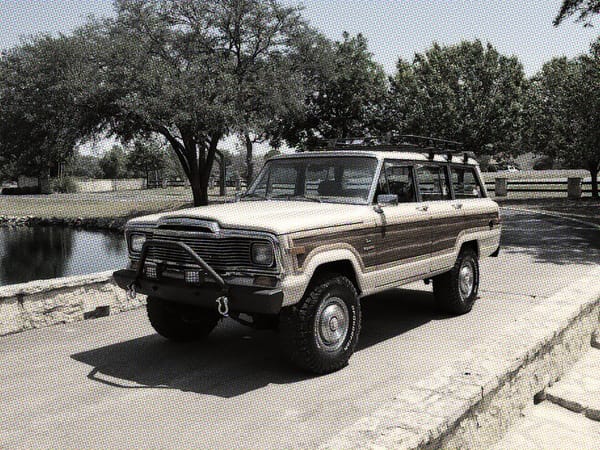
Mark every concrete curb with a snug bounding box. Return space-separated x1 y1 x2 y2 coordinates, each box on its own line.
322 267 600 449
0 271 145 336
501 206 600 230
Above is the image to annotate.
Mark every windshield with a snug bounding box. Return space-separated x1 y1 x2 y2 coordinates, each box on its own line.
244 156 378 204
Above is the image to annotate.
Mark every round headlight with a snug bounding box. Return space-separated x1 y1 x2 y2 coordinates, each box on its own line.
130 233 147 253
251 242 274 267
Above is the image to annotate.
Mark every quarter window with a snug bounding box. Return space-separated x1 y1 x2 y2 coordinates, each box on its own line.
415 165 451 201
450 166 484 199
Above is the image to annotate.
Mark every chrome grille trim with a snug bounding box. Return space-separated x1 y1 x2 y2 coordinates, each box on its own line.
127 227 281 274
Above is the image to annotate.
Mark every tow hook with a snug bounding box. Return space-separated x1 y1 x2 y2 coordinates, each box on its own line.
216 296 229 317
126 283 137 300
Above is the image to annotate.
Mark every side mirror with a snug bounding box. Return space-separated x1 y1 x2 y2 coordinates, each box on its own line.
377 194 398 206
374 194 398 214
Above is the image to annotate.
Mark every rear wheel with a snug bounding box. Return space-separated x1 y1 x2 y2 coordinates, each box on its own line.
279 275 361 374
146 297 221 341
433 248 479 315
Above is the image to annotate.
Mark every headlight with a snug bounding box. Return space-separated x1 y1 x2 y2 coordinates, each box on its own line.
130 233 147 253
251 242 274 267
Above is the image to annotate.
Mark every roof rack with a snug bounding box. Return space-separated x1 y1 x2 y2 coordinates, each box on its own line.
304 134 472 163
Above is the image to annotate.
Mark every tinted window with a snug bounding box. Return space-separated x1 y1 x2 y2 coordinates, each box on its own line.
451 166 484 199
416 165 451 201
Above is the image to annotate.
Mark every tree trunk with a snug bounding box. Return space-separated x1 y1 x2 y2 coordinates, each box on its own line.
590 166 599 199
190 167 209 206
245 133 254 185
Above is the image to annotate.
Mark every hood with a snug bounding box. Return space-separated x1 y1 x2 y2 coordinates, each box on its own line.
127 200 372 235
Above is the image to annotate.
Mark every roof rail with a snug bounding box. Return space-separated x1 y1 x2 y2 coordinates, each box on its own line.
304 134 471 162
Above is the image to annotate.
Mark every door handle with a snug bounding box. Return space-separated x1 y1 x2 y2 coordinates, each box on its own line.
452 203 463 210
416 205 429 212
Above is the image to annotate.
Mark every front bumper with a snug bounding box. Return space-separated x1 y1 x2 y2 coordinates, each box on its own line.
114 238 283 315
113 269 283 315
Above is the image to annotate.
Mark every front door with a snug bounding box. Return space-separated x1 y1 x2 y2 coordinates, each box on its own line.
372 161 430 287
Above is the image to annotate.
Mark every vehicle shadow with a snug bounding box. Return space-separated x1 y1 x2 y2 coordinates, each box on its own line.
500 211 600 266
71 288 437 398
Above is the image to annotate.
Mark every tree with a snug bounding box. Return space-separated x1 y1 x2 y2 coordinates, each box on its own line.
554 0 600 26
69 152 103 179
99 145 127 179
73 0 312 205
524 40 600 197
275 32 388 148
387 40 527 157
0 34 89 179
126 139 167 180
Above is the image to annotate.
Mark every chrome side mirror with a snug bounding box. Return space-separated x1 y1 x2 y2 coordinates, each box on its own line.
374 194 398 213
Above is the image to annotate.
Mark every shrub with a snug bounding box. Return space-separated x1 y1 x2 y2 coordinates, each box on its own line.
52 176 78 193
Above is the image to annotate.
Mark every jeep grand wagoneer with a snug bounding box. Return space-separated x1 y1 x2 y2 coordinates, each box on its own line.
114 135 501 373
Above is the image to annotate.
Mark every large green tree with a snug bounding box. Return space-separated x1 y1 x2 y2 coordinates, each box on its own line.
74 0 311 205
275 32 388 148
126 139 167 180
525 40 600 197
554 0 600 25
387 40 527 157
0 34 89 179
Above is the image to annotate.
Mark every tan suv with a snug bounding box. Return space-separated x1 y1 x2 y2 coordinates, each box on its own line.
114 136 501 374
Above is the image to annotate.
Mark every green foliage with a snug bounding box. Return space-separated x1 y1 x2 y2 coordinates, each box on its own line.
126 139 167 178
0 34 90 178
72 0 312 205
525 39 600 196
52 176 78 193
554 0 600 25
99 145 127 179
68 152 103 179
275 32 388 148
387 40 527 157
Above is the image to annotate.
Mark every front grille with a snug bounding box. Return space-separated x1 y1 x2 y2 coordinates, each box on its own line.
144 231 272 271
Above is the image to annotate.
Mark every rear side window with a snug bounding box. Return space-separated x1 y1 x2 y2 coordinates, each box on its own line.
415 165 451 201
450 166 484 199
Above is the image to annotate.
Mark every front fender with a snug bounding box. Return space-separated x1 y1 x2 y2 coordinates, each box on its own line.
281 246 364 307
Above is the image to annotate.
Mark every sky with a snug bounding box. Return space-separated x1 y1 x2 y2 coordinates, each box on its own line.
1 0 598 154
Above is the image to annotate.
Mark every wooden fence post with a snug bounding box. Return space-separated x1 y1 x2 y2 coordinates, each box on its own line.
495 178 508 197
567 177 582 199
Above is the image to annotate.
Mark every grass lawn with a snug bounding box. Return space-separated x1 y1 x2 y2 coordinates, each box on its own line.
0 187 235 220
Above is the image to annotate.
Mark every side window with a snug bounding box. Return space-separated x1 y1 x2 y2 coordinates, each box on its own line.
384 162 416 203
451 166 484 199
415 165 451 201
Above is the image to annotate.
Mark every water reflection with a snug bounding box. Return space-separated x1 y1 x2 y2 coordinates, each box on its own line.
0 227 128 287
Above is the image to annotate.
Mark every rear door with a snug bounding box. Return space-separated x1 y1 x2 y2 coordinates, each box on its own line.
414 163 460 273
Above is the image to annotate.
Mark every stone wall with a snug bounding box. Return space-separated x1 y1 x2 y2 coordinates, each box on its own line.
0 271 146 336
323 267 600 449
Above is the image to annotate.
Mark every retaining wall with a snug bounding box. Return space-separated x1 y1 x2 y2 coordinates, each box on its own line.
0 271 145 336
323 267 600 449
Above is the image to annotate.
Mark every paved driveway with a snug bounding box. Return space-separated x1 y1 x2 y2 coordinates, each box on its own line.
2 209 599 448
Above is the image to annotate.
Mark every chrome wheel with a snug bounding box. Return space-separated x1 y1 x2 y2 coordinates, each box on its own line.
458 260 475 300
315 297 349 352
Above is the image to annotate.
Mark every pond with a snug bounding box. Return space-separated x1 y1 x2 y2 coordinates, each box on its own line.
0 227 128 287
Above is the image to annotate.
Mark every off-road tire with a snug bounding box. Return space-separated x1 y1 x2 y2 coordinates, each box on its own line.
432 248 480 315
279 275 361 374
147 297 220 341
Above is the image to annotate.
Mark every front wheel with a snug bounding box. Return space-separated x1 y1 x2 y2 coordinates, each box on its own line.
433 248 480 315
279 275 361 374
